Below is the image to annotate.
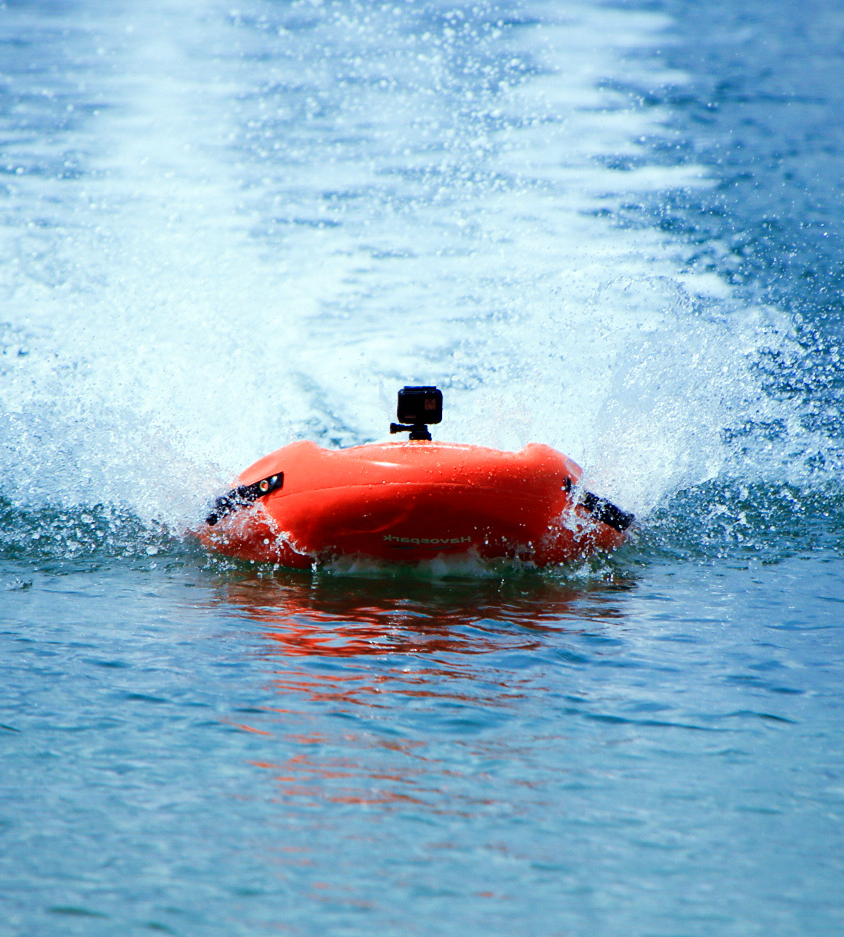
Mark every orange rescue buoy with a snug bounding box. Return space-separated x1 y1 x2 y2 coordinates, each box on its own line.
199 437 633 569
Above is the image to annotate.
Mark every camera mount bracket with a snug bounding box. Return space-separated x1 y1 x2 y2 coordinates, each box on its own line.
390 421 433 441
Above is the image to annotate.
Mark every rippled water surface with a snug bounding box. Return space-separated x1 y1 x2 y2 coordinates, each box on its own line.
2 0 844 934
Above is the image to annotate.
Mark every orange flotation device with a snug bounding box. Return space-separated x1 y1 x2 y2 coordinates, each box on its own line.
199 387 633 569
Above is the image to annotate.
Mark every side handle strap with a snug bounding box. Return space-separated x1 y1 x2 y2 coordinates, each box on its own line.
565 477 634 533
205 473 284 526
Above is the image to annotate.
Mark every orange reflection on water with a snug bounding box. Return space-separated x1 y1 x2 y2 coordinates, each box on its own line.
212 569 635 811
249 736 500 811
217 570 631 659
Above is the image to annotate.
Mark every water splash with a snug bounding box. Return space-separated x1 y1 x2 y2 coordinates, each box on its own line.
1 0 840 565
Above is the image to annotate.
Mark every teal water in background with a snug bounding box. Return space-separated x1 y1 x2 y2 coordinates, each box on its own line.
2 1 843 935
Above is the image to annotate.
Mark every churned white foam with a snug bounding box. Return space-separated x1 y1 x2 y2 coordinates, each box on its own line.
0 0 820 534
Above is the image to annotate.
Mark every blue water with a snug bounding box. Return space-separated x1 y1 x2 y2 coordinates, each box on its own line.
2 1 844 935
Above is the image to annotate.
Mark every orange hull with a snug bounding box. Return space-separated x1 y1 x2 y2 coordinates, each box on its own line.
199 440 631 569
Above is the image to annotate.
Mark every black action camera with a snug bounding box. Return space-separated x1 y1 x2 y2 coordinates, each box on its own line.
397 386 442 425
390 385 443 440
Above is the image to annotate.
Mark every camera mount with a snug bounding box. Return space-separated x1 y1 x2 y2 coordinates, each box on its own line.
390 385 443 441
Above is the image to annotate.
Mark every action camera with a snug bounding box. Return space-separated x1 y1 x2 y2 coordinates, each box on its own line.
390 385 443 440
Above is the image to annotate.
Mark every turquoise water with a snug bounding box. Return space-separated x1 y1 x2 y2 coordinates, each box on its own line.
2 1 844 934
3 552 843 936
